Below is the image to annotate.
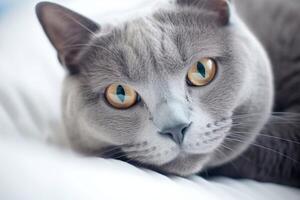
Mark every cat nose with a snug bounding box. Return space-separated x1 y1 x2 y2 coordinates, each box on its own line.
160 122 191 145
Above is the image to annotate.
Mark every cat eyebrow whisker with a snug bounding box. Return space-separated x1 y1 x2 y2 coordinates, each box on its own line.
59 43 127 74
60 43 123 61
61 12 98 37
198 0 209 10
60 43 91 50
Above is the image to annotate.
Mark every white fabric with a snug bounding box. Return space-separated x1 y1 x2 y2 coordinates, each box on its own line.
0 1 299 199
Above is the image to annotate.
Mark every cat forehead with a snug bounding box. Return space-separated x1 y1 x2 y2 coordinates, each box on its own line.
82 8 228 83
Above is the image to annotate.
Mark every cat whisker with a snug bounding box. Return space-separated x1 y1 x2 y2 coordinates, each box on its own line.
231 131 300 145
225 137 300 164
109 153 129 160
108 149 150 161
271 112 300 116
216 146 241 171
219 143 235 152
120 153 151 168
122 149 152 155
231 112 300 121
232 120 291 125
100 149 123 158
231 120 300 127
95 145 128 157
219 143 252 163
125 157 147 169
231 113 267 120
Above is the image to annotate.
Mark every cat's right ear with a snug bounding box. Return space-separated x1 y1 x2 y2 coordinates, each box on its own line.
176 0 232 25
36 2 100 74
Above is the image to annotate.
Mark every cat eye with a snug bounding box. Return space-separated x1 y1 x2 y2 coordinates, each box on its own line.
187 58 217 86
105 84 139 109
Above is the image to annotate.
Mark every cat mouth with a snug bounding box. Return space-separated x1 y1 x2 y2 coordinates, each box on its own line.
114 125 231 175
118 150 208 176
157 153 210 176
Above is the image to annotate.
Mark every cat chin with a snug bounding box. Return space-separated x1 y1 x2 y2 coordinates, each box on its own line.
154 153 211 176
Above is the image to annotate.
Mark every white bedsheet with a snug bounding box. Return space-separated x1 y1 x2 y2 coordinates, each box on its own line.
0 1 299 199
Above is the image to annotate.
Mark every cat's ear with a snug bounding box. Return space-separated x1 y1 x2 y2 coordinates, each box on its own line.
36 2 100 74
176 0 231 25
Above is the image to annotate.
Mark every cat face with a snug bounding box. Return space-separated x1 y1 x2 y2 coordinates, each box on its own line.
37 0 273 176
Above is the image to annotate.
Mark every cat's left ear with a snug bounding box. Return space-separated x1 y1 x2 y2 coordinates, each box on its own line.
36 2 100 74
176 0 231 25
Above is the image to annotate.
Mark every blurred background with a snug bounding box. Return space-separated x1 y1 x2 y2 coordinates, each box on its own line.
0 0 21 17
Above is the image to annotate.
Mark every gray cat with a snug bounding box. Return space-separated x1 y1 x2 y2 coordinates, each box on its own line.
36 0 299 187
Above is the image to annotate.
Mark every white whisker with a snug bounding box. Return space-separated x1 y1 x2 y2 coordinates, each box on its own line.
225 137 300 164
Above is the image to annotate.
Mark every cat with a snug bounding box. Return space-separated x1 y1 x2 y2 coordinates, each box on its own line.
35 0 299 187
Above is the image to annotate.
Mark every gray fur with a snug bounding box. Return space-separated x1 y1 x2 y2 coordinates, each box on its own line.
38 0 300 183
207 0 300 188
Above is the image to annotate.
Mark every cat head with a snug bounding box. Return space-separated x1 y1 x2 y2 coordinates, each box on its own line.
36 0 273 176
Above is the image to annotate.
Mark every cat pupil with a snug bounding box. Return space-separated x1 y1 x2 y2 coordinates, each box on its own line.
116 85 126 102
197 62 206 78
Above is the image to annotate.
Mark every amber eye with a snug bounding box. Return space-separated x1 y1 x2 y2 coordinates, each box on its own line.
105 84 138 109
187 58 217 86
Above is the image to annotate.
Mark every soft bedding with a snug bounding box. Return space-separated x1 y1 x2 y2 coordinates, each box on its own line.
0 1 299 199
